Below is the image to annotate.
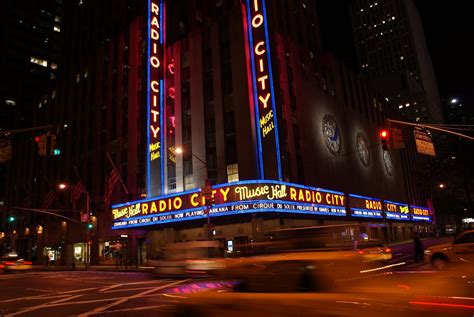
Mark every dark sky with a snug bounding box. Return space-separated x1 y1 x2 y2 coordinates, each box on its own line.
317 0 473 111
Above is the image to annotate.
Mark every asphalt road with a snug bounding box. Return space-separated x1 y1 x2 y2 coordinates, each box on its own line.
0 237 459 317
0 271 190 317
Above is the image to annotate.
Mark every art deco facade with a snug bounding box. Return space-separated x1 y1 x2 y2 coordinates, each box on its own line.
4 0 432 264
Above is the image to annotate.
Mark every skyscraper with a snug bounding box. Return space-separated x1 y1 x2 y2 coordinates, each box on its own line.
351 0 443 123
1 0 62 256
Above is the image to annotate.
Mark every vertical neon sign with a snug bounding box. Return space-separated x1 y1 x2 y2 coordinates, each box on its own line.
245 0 282 180
147 0 165 196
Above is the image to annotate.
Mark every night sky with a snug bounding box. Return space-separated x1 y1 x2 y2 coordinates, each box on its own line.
318 0 473 112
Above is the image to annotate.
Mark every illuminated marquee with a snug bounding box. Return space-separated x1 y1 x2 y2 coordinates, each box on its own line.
384 200 409 220
244 0 282 180
147 0 165 196
410 205 431 221
349 194 383 219
112 180 347 229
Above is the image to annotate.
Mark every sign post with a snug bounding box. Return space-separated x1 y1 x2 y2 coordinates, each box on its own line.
414 130 436 156
202 179 213 239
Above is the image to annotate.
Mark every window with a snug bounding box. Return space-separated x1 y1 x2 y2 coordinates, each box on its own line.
30 57 48 67
184 174 194 190
227 164 239 183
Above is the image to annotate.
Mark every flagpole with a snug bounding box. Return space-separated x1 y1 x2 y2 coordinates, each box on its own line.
72 165 84 210
106 152 130 195
42 174 62 209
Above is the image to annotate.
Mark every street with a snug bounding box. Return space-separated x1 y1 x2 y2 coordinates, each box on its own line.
0 271 188 317
0 237 471 317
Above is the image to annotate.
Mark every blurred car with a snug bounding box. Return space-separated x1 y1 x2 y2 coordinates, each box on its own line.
0 252 33 272
172 261 474 317
425 229 474 269
355 239 392 262
147 240 225 277
171 260 474 317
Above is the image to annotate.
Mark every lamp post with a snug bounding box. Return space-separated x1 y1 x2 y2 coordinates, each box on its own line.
175 146 207 167
58 183 91 270
175 147 213 239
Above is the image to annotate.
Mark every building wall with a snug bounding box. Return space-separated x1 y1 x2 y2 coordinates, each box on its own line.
5 0 431 262
351 0 442 123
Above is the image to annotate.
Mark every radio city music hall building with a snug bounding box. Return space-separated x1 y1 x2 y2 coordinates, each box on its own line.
110 0 433 258
14 0 433 264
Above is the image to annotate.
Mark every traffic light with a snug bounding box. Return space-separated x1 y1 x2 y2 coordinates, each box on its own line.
8 216 15 223
87 221 94 230
379 129 390 151
35 133 59 156
35 134 47 156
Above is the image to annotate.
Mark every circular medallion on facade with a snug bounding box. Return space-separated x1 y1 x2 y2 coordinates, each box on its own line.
383 150 394 176
356 132 370 168
322 114 341 155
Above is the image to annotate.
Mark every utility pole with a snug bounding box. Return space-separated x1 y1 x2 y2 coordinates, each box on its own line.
0 125 53 138
386 119 474 141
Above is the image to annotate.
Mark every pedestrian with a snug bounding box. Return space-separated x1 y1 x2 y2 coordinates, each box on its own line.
414 236 424 263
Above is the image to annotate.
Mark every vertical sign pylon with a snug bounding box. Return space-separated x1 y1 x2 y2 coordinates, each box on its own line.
147 0 165 196
244 0 282 180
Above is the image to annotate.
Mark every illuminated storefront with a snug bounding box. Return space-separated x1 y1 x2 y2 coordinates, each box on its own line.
349 194 383 219
112 180 430 230
410 205 431 222
111 0 432 235
384 201 410 221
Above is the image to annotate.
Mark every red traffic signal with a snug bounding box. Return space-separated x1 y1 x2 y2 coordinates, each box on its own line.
379 129 390 140
35 136 41 143
379 129 390 151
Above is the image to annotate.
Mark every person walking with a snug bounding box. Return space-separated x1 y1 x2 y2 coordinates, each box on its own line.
414 236 424 263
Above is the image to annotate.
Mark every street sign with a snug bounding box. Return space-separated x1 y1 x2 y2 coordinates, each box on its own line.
414 130 436 156
81 212 90 223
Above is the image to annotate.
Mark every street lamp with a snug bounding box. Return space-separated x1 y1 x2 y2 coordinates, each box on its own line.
58 182 91 269
174 146 207 167
450 98 458 104
58 183 90 217
175 147 213 238
438 183 446 189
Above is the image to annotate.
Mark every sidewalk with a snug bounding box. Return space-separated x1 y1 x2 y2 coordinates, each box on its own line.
31 264 154 272
387 236 448 247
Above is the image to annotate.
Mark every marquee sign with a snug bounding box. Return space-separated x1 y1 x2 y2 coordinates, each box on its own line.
147 0 165 196
112 180 346 229
410 205 431 221
384 200 409 220
349 194 383 219
244 0 282 180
